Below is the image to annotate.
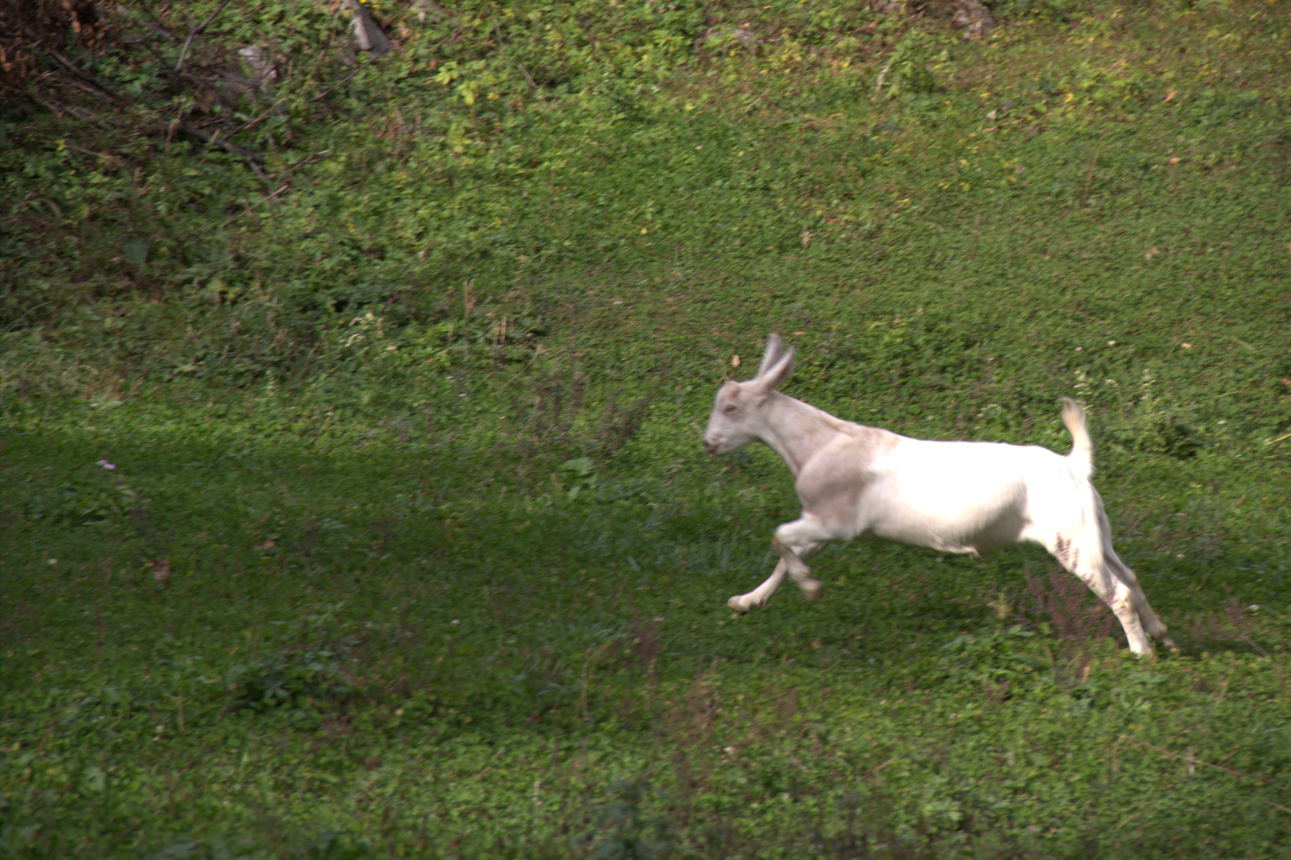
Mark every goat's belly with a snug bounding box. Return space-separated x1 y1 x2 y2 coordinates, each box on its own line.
860 492 1027 555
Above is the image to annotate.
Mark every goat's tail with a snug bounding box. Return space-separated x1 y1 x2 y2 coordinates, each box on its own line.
1061 398 1094 478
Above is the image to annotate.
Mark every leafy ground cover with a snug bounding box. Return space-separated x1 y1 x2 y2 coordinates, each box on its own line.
2 1 1289 856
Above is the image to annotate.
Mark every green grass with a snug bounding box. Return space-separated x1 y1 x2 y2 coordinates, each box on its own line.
2 1 1289 856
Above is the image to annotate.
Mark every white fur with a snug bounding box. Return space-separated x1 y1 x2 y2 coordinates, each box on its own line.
703 334 1173 656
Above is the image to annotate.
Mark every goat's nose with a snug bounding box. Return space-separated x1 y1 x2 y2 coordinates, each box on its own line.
703 438 718 455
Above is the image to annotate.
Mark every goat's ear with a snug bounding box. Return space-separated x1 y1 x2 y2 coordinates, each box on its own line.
754 346 795 398
756 333 785 378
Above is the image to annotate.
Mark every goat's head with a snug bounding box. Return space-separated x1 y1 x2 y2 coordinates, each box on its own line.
703 334 795 455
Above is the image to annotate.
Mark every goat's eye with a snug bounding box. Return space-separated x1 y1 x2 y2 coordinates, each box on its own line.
723 404 738 414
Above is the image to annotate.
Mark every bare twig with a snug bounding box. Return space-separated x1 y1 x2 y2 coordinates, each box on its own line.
1118 734 1266 784
308 58 374 104
225 180 293 226
44 48 128 106
1262 798 1291 816
175 0 235 72
33 136 117 161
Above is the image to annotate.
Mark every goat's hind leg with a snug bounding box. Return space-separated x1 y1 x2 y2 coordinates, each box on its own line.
1045 531 1155 657
1099 508 1175 650
1106 551 1175 651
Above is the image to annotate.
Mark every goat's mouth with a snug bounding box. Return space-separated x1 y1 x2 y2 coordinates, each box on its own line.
703 439 721 455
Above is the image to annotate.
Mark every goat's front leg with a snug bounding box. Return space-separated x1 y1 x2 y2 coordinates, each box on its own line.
729 536 827 612
774 515 844 600
772 534 823 601
728 559 788 613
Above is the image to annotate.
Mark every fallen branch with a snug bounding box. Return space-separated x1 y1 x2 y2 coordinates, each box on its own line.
43 48 128 107
151 120 264 172
24 91 100 121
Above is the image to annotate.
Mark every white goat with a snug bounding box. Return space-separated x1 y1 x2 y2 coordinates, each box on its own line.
703 334 1173 657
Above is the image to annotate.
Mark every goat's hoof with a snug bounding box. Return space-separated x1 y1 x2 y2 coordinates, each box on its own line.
727 596 750 614
800 580 823 602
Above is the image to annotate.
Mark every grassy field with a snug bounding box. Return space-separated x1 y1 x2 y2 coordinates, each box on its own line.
2 1 1289 856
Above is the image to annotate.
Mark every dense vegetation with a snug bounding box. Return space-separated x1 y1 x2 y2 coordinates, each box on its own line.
2 1 1288 856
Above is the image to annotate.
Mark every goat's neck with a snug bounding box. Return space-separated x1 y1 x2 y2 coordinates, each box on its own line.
758 392 844 478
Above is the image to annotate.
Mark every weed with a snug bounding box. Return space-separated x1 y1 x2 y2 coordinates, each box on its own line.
586 780 674 860
1023 563 1120 684
227 646 353 716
